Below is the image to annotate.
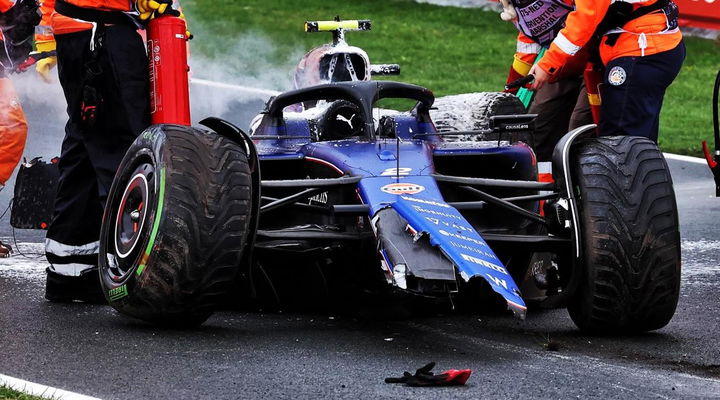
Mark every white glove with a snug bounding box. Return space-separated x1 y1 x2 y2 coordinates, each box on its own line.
499 0 517 21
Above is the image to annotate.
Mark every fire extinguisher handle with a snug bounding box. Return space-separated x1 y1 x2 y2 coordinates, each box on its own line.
505 74 535 91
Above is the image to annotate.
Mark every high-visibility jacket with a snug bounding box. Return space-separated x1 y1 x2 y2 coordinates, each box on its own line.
53 0 139 26
60 0 131 11
34 0 92 61
505 32 543 91
511 33 543 78
538 0 682 75
507 0 580 82
36 0 92 44
507 30 590 86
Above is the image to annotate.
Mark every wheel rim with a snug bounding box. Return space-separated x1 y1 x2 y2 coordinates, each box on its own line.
109 162 155 281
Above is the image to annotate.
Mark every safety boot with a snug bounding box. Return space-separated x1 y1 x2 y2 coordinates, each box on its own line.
45 266 106 304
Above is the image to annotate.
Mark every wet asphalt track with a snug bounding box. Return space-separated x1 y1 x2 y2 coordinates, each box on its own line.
1 76 719 399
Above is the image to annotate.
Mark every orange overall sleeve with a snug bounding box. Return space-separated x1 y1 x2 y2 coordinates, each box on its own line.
0 0 14 13
0 77 28 185
505 32 541 93
539 0 610 75
62 0 132 11
36 0 56 43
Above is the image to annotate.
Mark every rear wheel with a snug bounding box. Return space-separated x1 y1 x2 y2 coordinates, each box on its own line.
431 92 526 134
569 136 681 333
99 125 253 326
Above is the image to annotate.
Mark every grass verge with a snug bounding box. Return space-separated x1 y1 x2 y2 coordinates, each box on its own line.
0 385 48 400
183 0 720 156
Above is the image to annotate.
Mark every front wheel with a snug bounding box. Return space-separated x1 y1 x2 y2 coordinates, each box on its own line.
99 124 253 326
569 136 681 333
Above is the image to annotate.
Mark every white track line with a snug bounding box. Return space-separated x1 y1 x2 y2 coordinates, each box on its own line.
0 374 101 400
190 78 280 98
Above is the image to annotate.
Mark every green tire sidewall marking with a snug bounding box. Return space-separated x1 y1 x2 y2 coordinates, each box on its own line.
108 284 129 301
137 166 166 276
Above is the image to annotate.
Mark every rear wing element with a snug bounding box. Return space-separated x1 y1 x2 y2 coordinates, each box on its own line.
304 19 372 33
304 18 400 77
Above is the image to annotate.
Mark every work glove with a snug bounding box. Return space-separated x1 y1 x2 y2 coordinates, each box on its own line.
498 0 517 21
34 41 56 82
135 0 177 21
134 0 192 39
35 55 56 81
385 362 472 387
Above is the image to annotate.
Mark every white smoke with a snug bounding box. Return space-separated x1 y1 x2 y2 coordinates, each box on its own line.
187 22 305 128
11 71 66 159
190 33 301 91
13 70 66 117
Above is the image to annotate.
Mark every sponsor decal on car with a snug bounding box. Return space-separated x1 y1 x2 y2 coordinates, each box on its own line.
400 196 450 208
450 241 499 260
381 183 425 195
381 167 412 176
460 253 508 275
438 229 489 247
503 123 530 130
411 205 463 220
308 191 328 204
423 216 473 232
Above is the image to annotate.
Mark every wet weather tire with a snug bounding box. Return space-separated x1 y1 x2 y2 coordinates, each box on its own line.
99 124 253 326
569 136 681 333
431 92 526 133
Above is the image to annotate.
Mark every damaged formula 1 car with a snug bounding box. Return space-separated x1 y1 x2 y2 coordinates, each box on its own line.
98 19 681 334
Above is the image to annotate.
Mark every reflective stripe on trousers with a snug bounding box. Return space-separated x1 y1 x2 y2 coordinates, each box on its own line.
45 238 99 276
48 262 96 276
45 238 99 257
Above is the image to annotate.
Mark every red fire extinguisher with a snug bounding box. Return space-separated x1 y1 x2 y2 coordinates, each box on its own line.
583 62 603 132
146 16 191 126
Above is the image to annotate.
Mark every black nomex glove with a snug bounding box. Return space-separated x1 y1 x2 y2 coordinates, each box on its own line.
0 0 41 67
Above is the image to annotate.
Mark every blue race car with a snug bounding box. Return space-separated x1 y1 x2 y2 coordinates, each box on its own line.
99 78 681 334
